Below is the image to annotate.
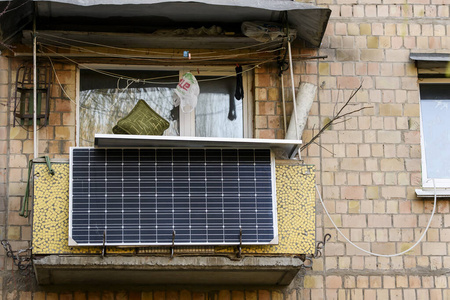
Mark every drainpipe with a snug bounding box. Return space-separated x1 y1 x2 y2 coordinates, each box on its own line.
285 40 318 158
285 82 317 141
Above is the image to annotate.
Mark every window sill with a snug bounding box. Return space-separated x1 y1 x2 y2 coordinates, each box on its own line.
415 189 450 198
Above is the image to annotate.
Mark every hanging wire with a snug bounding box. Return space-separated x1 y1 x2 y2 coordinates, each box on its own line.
37 31 283 56
41 44 277 85
1 0 32 14
47 56 77 105
37 38 284 64
317 180 438 257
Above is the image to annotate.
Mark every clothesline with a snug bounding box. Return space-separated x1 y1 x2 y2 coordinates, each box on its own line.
42 45 278 85
37 40 284 63
37 31 284 56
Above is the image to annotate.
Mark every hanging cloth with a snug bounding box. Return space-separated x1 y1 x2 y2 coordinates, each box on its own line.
235 65 244 100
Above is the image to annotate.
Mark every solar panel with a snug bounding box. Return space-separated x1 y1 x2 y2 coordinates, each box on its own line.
69 148 277 246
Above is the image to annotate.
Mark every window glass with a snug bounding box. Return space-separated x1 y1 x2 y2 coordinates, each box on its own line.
79 70 179 146
419 83 450 180
195 76 243 138
79 68 248 145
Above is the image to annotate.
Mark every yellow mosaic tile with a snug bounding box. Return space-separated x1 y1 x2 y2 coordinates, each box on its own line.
33 163 133 254
33 162 315 255
215 163 316 255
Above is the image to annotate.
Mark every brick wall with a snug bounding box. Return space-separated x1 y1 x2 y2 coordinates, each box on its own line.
297 0 448 298
252 0 450 298
1 0 450 298
2 59 77 297
0 55 9 295
6 290 300 300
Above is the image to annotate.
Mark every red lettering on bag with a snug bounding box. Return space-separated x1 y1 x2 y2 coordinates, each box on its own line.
178 79 190 91
182 82 190 90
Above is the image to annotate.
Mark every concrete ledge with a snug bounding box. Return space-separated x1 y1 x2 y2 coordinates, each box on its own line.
415 189 450 198
34 255 303 286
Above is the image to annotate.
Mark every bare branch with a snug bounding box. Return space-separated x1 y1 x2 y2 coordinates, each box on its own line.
332 118 351 126
313 141 334 155
0 1 15 52
300 83 371 152
0 1 11 17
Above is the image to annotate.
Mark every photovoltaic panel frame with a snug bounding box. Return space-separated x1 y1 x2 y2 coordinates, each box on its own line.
69 147 277 246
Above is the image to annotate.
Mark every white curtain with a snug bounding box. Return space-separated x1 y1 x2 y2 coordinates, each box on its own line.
195 93 243 138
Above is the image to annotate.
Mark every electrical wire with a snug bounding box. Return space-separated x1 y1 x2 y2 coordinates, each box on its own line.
40 44 277 85
37 39 284 64
37 31 283 56
316 179 437 257
47 56 77 105
37 34 283 59
1 0 31 15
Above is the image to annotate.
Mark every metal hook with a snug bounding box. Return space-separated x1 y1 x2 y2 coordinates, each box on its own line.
314 242 323 258
101 230 107 258
316 241 324 249
170 230 176 259
324 233 331 244
236 228 243 258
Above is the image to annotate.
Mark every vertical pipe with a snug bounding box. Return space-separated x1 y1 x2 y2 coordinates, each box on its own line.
280 73 287 134
76 68 80 146
287 40 299 140
33 16 38 158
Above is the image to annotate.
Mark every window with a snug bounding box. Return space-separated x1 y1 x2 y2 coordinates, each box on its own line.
419 81 450 189
77 66 252 146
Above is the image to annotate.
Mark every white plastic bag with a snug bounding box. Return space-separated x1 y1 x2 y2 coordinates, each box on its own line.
173 72 200 113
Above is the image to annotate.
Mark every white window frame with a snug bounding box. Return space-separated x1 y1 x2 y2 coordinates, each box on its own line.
76 64 253 146
418 78 450 190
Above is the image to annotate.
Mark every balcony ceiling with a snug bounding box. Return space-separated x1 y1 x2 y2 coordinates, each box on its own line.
1 0 330 49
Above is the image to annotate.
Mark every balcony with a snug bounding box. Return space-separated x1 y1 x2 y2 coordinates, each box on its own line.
32 139 315 286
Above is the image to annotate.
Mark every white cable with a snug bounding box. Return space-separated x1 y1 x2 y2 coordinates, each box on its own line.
316 179 437 257
48 57 77 105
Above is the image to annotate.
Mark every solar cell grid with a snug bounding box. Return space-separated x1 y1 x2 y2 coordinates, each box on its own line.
70 147 276 246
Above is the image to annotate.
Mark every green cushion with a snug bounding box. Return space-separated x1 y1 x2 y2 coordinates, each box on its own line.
112 125 128 134
113 100 169 135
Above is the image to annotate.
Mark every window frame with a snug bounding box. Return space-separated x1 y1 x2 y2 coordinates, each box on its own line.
75 64 253 146
419 78 450 190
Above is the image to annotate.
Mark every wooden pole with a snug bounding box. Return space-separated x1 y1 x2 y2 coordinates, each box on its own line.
33 14 38 158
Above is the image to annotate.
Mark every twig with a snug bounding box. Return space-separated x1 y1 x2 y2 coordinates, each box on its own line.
300 83 371 152
0 1 16 52
0 1 11 17
313 141 334 155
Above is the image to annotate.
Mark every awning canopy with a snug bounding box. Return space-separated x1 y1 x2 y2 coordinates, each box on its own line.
410 53 450 77
1 0 331 49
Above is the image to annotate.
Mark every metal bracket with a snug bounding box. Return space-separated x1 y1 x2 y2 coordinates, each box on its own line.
102 231 107 258
302 256 313 268
170 230 176 259
236 228 243 258
1 240 34 276
314 233 331 258
299 233 332 270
